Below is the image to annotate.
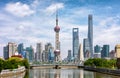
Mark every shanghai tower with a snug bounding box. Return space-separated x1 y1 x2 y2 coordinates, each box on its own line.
88 14 93 58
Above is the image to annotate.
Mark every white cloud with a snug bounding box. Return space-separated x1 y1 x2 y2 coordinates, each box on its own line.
45 3 64 15
93 16 120 50
1 1 120 59
5 2 35 17
31 0 39 9
73 7 93 16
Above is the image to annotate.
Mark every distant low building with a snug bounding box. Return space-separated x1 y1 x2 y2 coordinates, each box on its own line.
109 50 116 59
94 53 101 58
115 44 120 58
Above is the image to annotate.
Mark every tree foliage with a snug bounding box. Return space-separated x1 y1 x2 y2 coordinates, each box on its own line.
84 58 116 69
0 58 4 72
0 57 29 72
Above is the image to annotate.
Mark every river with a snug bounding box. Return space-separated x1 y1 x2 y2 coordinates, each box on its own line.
23 68 120 78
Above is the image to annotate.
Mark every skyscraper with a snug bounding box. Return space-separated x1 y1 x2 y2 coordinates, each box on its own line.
83 38 90 59
18 43 24 55
3 42 17 59
36 43 42 62
54 12 61 62
67 50 72 62
44 43 52 62
73 28 79 59
101 45 109 58
8 42 17 58
94 45 101 58
78 44 84 61
45 43 54 62
94 45 101 53
26 46 34 63
88 14 93 58
3 45 8 60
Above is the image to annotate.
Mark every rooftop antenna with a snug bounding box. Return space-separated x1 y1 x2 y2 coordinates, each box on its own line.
56 6 58 26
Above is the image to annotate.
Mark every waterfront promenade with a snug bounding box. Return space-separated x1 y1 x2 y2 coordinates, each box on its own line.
0 66 26 77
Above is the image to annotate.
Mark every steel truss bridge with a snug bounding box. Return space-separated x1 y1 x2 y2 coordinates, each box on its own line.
30 61 84 69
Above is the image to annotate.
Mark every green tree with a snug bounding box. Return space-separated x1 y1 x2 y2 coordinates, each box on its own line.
84 58 116 69
0 58 4 72
22 59 29 69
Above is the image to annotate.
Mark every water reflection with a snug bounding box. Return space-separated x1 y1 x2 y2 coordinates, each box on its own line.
28 68 120 78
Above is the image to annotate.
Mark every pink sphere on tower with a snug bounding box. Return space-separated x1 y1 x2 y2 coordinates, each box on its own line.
54 26 60 32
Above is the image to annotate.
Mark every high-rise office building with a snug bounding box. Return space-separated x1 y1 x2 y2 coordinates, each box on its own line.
88 14 93 58
67 50 72 62
94 45 101 58
3 42 17 59
94 45 101 53
18 43 24 55
26 46 34 63
36 43 42 62
83 38 90 58
42 50 46 62
18 43 26 58
101 45 109 58
73 28 79 59
3 46 8 60
115 44 120 58
78 44 84 61
48 46 54 62
45 43 51 62
54 12 61 62
8 42 17 58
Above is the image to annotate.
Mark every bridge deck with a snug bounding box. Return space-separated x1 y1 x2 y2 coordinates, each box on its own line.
30 64 84 69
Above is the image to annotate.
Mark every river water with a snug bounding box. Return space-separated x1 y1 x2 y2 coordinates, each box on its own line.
24 68 120 78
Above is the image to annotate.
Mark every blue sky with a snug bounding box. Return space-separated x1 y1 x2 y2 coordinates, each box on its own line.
0 0 120 59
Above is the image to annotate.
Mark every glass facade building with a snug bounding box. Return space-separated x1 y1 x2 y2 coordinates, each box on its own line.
26 46 34 63
36 43 42 62
101 45 109 58
3 46 9 60
67 50 72 62
88 14 93 58
73 28 79 59
18 43 24 54
94 45 101 53
83 38 90 58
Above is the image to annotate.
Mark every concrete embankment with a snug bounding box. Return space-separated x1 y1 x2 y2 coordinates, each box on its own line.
84 66 120 76
0 66 26 77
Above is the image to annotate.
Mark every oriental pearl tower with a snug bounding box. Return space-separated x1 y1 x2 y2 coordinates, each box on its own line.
54 12 61 62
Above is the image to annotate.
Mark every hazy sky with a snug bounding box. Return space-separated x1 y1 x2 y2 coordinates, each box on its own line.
0 0 120 59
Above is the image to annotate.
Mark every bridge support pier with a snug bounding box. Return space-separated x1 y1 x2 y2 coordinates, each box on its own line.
53 65 61 69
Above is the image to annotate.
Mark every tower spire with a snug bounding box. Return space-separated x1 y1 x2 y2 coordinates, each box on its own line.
56 10 58 26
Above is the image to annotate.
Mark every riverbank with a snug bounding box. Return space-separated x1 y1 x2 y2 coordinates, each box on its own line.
0 66 26 77
84 66 120 76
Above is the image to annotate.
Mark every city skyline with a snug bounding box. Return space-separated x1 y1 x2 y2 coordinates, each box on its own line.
0 0 120 59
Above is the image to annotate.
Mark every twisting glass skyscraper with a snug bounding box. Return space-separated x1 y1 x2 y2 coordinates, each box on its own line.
73 28 79 59
88 14 93 58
